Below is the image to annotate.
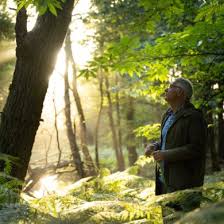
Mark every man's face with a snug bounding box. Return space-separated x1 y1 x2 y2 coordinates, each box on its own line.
164 82 183 103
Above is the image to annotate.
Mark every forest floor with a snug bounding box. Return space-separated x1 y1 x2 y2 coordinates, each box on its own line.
1 156 224 223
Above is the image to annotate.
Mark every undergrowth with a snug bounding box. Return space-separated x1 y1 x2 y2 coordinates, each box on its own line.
0 155 224 223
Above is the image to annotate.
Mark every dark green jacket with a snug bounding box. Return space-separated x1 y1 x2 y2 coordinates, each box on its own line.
156 103 207 194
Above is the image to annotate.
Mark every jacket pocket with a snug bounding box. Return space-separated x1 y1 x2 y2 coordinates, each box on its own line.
168 162 192 189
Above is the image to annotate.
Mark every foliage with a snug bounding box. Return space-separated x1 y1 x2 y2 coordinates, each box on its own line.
84 0 224 114
0 153 22 192
1 0 224 223
0 12 14 40
0 154 25 223
1 166 223 223
17 0 66 16
26 162 161 223
0 160 224 223
134 123 161 141
0 202 53 224
0 154 28 222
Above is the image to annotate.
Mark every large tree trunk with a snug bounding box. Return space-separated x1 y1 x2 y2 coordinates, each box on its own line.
105 75 125 171
0 1 75 181
126 96 138 166
65 30 96 176
64 39 85 178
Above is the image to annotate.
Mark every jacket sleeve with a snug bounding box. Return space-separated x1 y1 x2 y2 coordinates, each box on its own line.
162 112 207 162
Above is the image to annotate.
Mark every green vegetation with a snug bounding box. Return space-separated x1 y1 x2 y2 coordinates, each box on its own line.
0 0 224 223
1 157 224 223
0 12 14 40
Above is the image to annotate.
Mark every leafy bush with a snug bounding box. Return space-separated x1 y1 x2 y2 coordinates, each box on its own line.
134 123 160 142
0 12 14 40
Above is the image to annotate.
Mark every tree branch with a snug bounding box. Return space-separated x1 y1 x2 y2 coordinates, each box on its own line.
141 52 224 61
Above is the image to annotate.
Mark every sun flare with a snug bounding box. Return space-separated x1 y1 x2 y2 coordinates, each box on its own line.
33 175 58 198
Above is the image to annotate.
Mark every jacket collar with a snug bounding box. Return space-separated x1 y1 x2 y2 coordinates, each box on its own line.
162 102 195 128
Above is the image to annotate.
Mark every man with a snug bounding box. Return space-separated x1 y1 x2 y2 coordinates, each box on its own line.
145 78 207 195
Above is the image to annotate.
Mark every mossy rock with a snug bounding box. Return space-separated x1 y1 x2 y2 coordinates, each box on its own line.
202 181 224 202
176 199 224 224
204 171 224 184
124 219 154 224
163 211 185 224
151 189 203 213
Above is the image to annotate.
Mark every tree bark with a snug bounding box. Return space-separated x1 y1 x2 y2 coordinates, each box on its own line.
65 30 96 176
207 112 221 171
115 74 123 163
0 1 75 181
53 95 62 168
64 40 85 178
126 96 138 166
44 130 52 168
105 75 125 171
218 101 224 160
94 72 104 168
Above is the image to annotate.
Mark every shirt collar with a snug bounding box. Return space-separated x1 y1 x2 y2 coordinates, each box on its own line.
167 104 184 116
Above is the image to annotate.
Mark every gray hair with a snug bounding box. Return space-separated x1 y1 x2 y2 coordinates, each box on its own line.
173 78 193 100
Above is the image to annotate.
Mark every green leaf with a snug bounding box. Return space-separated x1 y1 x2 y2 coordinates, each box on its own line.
48 3 57 16
54 1 62 9
17 0 26 12
25 0 32 8
38 5 48 15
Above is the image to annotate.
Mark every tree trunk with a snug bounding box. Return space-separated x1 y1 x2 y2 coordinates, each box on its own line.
218 101 224 160
115 74 123 163
207 112 221 171
44 130 52 168
105 75 125 171
65 30 96 176
94 72 104 169
126 96 138 166
64 39 85 178
0 1 75 181
53 95 62 168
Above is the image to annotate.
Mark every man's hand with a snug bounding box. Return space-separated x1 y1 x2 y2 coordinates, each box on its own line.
144 144 156 157
152 150 165 161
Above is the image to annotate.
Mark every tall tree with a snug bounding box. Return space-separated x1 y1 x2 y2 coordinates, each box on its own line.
126 96 138 166
218 106 224 160
0 0 75 181
105 75 125 171
64 36 85 178
53 93 62 168
65 29 96 176
115 74 123 160
91 0 224 166
94 71 104 168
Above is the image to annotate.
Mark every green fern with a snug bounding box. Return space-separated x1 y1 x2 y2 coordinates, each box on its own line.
0 153 22 191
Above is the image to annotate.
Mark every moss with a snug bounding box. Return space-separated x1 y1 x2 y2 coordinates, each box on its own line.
176 200 224 224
